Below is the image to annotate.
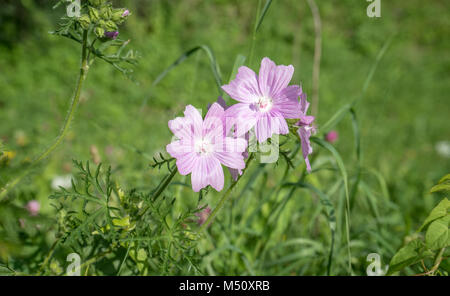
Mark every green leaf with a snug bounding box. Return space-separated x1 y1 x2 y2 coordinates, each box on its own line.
151 45 222 94
255 0 273 33
311 137 352 273
137 249 148 261
425 215 449 250
430 183 450 193
0 264 14 276
112 216 131 227
387 239 423 275
438 174 450 183
419 198 449 232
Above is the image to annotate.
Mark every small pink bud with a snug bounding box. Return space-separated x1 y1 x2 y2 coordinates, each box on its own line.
122 10 130 17
25 200 40 216
195 207 211 226
104 31 119 40
325 130 338 143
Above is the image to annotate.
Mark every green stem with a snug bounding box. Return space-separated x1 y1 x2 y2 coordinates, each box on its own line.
199 153 255 232
430 247 445 275
138 164 178 217
248 0 262 68
0 30 89 201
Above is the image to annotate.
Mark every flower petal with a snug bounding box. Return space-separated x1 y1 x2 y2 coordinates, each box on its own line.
255 112 289 143
207 157 225 192
258 57 294 98
175 152 197 175
168 117 193 141
225 103 258 137
166 140 193 158
300 93 310 113
274 98 302 119
222 66 261 103
204 102 225 140
184 105 203 138
191 156 224 192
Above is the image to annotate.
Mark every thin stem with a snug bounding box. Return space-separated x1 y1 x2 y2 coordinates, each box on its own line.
38 238 60 275
414 248 446 276
0 30 90 201
248 0 263 68
306 0 322 117
138 164 178 218
199 153 255 233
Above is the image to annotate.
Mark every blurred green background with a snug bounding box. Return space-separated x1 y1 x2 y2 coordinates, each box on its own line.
0 0 449 275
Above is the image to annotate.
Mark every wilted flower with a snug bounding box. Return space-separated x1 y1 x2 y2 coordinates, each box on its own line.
166 104 247 192
222 57 302 143
325 130 338 143
195 206 212 226
295 93 315 172
104 31 119 39
25 200 40 216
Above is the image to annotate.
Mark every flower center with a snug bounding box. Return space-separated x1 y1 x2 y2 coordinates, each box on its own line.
256 96 273 112
195 138 213 155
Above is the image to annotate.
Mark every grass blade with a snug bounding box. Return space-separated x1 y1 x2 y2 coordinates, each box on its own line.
255 0 273 33
283 181 336 275
311 136 352 274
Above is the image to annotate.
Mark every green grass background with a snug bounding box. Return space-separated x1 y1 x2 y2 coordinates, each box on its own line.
0 0 449 275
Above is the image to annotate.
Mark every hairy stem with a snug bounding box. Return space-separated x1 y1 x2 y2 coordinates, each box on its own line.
0 30 90 201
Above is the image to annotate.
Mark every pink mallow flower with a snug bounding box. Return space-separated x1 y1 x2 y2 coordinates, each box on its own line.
222 57 302 143
25 200 40 216
166 104 247 192
295 93 315 172
325 130 338 143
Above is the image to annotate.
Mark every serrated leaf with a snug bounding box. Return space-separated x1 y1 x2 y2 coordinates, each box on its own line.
425 215 449 250
387 239 423 275
419 198 449 231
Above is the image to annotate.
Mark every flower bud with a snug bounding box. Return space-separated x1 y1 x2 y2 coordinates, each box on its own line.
25 200 40 216
104 31 119 40
88 0 105 7
78 14 91 30
325 130 338 144
111 8 130 24
88 7 100 23
94 26 105 38
104 20 118 31
100 6 113 19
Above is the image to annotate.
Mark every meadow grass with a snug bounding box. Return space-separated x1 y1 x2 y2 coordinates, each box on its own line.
0 0 448 275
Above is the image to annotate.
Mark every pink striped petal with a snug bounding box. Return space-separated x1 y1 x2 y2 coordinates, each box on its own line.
222 66 261 103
